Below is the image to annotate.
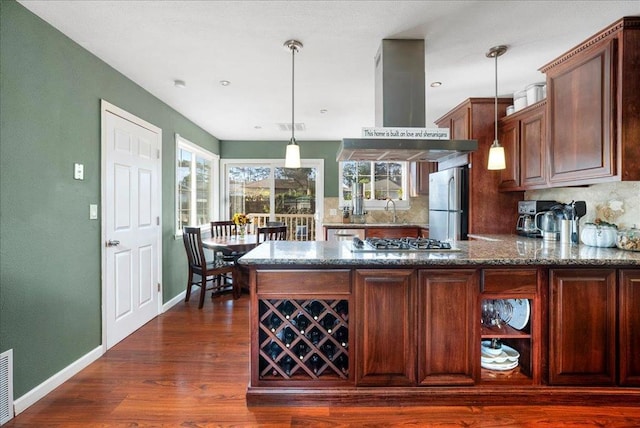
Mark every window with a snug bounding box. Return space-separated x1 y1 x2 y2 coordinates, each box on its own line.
221 159 324 240
175 134 219 234
339 161 409 210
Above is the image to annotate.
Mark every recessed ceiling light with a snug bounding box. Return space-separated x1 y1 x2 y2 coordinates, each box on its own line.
174 79 186 88
220 80 231 86
430 81 442 88
254 125 262 129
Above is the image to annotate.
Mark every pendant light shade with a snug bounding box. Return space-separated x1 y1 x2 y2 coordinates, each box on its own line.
487 142 506 170
284 39 302 168
486 45 507 171
285 142 300 168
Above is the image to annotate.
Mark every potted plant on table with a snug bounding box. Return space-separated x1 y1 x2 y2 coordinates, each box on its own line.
232 213 251 239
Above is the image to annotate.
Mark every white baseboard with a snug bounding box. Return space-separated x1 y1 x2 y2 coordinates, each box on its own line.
163 290 186 313
13 346 103 415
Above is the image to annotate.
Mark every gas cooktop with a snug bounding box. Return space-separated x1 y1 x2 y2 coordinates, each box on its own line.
350 237 460 253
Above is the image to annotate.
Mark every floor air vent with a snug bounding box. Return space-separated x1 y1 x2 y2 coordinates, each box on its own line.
0 349 13 425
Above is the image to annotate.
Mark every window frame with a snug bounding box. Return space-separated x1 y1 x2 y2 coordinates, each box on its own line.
338 161 410 210
219 158 325 240
174 134 219 236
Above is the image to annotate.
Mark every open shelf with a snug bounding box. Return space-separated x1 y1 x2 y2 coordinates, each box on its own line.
481 323 531 338
480 297 534 384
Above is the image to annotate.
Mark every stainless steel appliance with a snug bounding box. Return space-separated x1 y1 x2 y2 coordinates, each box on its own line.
350 237 459 253
516 200 558 238
335 39 477 163
350 182 366 224
428 167 469 241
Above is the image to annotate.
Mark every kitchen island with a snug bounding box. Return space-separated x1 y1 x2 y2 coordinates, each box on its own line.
239 236 640 406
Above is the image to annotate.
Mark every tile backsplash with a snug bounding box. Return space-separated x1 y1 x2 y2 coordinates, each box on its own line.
323 182 639 232
527 181 640 228
322 196 428 224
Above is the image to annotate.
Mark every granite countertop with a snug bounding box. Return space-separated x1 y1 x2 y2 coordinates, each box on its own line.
238 234 640 267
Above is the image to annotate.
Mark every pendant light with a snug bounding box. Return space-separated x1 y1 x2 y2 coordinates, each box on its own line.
284 39 303 168
486 45 507 170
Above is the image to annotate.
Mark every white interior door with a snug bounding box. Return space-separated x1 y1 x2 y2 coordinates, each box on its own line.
101 101 162 349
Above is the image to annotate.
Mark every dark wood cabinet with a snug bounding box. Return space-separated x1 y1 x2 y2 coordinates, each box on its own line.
549 269 617 385
247 263 640 406
498 102 546 191
435 98 523 235
411 162 438 195
354 269 416 386
619 269 640 386
540 17 640 186
498 114 520 190
365 227 420 239
418 269 478 385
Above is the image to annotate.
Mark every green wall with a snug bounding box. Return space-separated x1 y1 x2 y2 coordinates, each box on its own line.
0 0 220 397
221 140 341 197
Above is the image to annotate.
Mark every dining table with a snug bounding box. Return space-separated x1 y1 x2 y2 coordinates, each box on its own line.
202 234 259 254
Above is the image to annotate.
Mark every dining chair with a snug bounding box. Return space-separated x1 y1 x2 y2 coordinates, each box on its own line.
256 225 288 243
211 220 237 239
182 227 239 308
211 220 246 292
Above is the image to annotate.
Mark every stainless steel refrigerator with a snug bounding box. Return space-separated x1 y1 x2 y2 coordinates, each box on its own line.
428 167 469 241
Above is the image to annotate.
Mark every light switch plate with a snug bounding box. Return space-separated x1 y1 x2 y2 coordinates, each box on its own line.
74 163 84 180
89 204 98 220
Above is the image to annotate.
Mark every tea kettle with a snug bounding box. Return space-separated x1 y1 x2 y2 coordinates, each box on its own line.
535 211 558 241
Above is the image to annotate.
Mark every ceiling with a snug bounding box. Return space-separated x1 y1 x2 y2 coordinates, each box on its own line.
19 1 640 141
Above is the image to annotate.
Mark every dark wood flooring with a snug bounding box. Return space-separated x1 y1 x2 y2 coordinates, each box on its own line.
6 292 640 427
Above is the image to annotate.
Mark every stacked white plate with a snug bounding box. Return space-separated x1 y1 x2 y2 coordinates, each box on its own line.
481 341 520 371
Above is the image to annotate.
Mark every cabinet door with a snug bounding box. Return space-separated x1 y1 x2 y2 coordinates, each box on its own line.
547 39 615 185
619 270 640 386
417 269 478 385
520 107 546 187
549 269 617 385
355 269 416 386
498 117 520 190
414 162 437 195
450 107 470 139
365 227 420 239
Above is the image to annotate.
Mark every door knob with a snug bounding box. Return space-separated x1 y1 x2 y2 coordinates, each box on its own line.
106 240 120 247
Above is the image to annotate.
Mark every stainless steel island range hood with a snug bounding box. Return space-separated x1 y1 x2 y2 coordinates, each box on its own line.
336 39 477 162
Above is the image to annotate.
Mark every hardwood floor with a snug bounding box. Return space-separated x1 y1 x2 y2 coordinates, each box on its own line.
6 292 640 427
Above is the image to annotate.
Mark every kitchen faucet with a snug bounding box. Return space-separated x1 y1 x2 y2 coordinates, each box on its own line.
385 198 397 223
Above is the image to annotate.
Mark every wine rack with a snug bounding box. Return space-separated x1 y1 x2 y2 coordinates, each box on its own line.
258 298 349 381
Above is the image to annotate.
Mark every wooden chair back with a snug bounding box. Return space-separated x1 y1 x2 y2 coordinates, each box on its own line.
211 221 237 237
182 227 206 269
256 226 287 243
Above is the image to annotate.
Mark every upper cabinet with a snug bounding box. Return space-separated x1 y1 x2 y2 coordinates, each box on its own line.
498 101 547 191
540 16 640 186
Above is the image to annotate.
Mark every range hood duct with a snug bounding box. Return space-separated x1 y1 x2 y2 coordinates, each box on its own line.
337 39 477 162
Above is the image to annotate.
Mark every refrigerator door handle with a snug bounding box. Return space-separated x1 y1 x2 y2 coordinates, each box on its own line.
446 176 455 240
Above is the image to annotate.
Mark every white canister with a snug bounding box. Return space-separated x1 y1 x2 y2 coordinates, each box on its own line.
525 82 546 106
506 105 515 116
514 90 527 111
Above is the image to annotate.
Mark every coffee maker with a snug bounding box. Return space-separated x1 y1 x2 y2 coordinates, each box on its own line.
516 200 559 238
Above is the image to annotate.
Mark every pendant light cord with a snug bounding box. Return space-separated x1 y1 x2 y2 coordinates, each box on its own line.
494 52 498 144
291 45 296 142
